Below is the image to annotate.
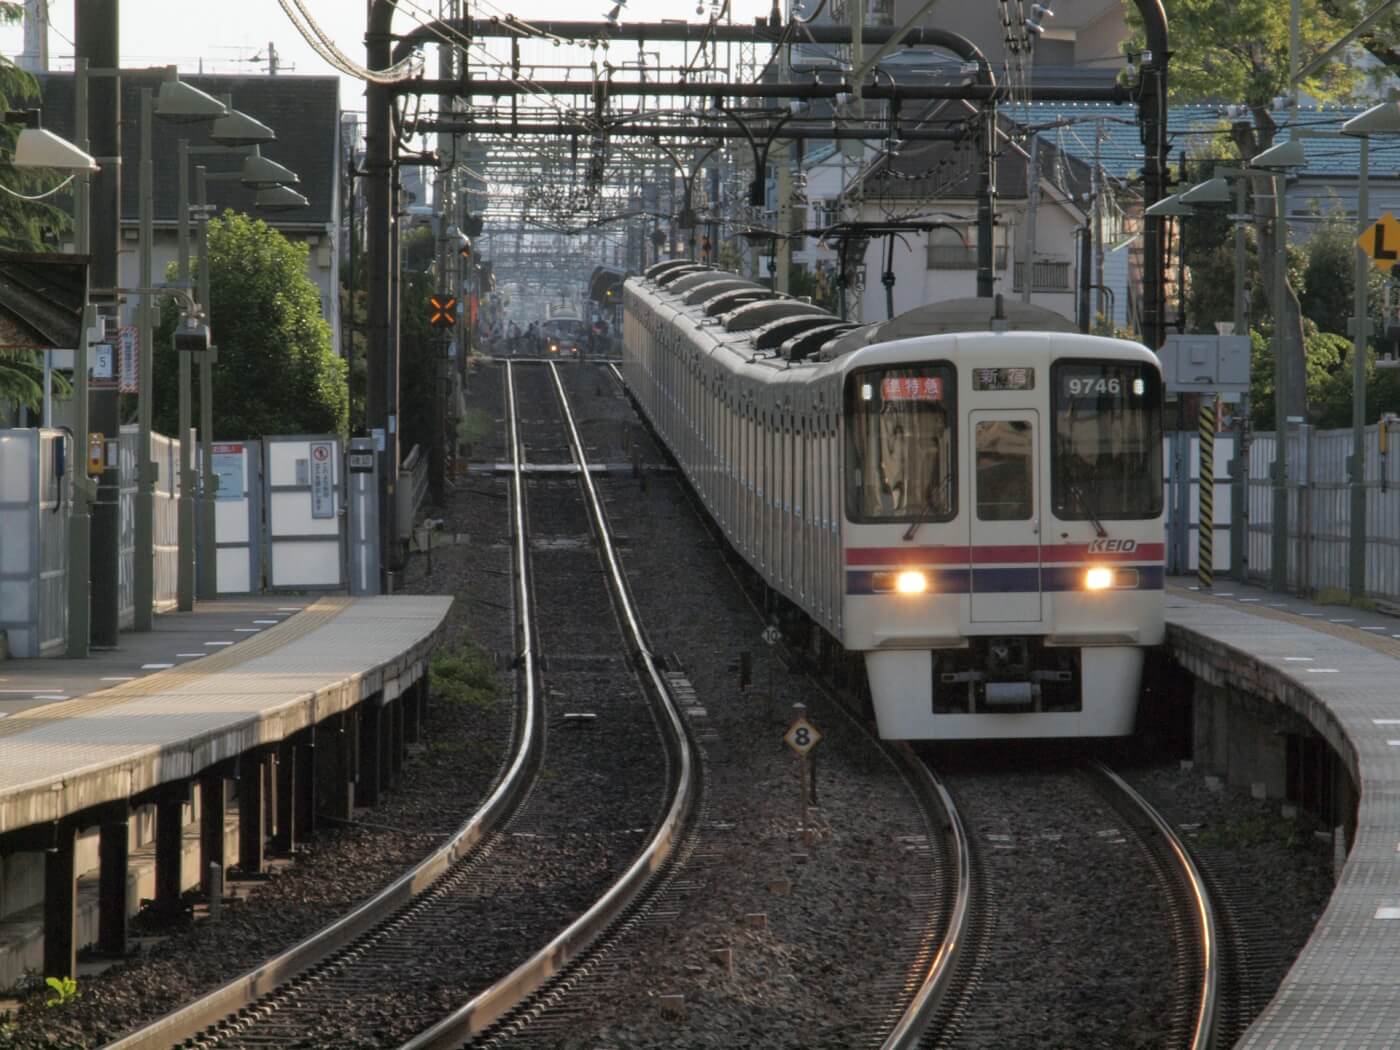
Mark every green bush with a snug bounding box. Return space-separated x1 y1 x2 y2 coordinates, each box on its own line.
430 635 499 709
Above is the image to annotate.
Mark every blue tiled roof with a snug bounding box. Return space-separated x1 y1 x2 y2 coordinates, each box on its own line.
997 101 1400 183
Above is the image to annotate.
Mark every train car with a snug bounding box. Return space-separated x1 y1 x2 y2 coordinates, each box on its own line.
622 264 1165 740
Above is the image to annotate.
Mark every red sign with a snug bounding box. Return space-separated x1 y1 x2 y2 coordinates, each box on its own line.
881 376 943 402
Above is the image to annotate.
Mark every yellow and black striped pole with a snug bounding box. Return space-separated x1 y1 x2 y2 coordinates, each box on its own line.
1198 399 1216 590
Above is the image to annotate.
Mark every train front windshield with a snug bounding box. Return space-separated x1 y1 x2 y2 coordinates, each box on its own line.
1051 360 1163 520
845 365 956 521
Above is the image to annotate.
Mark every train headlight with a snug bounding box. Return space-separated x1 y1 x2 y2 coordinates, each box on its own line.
873 570 930 594
895 570 929 594
1085 566 1114 591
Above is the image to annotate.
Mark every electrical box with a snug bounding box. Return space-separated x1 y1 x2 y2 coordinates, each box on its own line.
87 432 104 476
1159 334 1251 395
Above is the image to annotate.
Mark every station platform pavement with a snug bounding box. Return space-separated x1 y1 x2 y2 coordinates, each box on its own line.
0 597 312 717
0 592 452 986
1165 575 1400 1047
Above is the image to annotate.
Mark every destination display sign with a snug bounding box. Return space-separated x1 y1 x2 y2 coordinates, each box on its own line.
973 366 1034 392
881 375 943 402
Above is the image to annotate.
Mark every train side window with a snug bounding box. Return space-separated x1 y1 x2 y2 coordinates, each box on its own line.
975 420 1033 521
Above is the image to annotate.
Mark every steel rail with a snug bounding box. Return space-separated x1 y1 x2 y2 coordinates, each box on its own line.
101 364 543 1050
398 361 699 1049
1091 761 1220 1050
881 747 972 1049
603 361 973 1049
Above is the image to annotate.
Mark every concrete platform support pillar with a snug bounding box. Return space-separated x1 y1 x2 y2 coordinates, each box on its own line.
97 812 130 957
264 750 277 839
273 738 297 855
154 789 187 919
199 772 226 896
404 676 422 745
387 695 403 783
417 674 429 733
315 712 354 822
237 750 265 877
295 727 317 836
1192 679 1229 774
356 698 383 808
43 823 78 981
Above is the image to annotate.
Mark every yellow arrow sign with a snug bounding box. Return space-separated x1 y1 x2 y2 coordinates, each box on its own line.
1359 212 1400 272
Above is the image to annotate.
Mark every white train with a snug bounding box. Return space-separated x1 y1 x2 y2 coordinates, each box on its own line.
622 262 1165 740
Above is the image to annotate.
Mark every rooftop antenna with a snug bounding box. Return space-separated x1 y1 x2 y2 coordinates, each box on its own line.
244 41 294 76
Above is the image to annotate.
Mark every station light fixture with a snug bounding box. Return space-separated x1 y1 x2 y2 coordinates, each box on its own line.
241 146 300 188
1180 177 1231 205
155 70 228 123
4 110 99 171
255 184 309 211
210 107 276 148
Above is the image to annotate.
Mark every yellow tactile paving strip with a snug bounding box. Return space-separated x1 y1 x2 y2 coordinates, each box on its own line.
0 597 352 740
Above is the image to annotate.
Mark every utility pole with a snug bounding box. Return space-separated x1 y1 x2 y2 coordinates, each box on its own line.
19 0 48 72
1021 132 1040 305
76 0 121 649
1093 122 1104 325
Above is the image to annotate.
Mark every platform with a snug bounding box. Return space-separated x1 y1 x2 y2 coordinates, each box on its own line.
0 594 452 982
0 594 451 835
0 597 313 717
1164 578 1400 1048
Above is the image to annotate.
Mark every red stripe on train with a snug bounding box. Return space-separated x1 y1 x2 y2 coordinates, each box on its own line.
845 542 1165 566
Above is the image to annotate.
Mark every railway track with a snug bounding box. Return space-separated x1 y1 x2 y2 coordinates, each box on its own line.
925 755 1220 1050
104 360 694 1049
583 361 976 1049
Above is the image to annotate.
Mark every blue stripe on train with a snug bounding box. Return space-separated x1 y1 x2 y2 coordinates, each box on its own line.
845 565 1165 596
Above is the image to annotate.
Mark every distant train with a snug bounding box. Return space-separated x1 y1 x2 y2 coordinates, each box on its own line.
622 262 1165 740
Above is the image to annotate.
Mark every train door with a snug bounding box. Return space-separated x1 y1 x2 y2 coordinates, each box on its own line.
968 410 1043 623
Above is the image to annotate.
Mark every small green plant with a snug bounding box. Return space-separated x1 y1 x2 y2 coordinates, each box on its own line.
430 633 499 709
44 975 78 1008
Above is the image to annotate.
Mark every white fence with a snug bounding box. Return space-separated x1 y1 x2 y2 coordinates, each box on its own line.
117 426 182 628
0 429 71 657
1168 420 1400 602
1243 423 1400 600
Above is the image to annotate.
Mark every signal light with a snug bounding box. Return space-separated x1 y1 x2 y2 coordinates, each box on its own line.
429 295 458 328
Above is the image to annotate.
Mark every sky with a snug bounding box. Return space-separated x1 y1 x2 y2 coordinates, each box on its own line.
1 0 782 117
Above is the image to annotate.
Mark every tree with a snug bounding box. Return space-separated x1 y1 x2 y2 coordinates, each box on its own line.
1299 206 1385 338
1126 0 1365 423
0 9 75 413
153 211 347 439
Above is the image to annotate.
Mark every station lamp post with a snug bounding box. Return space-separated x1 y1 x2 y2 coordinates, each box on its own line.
4 111 101 658
1246 137 1307 593
135 70 227 627
1339 101 1400 601
174 101 301 601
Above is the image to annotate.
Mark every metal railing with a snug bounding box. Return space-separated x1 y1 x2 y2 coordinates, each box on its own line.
1011 259 1072 292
